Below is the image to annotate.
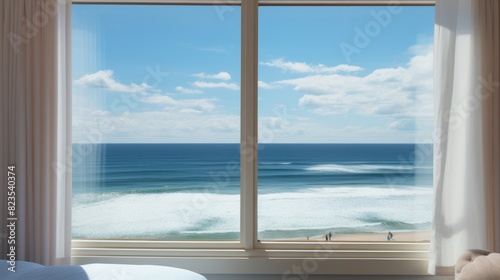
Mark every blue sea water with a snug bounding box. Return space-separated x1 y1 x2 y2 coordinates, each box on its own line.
72 144 433 240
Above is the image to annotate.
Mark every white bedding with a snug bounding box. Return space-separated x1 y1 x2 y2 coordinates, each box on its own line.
82 263 207 280
1 260 207 280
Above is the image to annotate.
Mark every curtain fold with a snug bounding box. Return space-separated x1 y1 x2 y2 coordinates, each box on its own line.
430 0 500 275
0 0 72 265
478 0 500 255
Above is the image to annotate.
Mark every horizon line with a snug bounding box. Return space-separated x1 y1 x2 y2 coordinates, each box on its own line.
72 142 434 145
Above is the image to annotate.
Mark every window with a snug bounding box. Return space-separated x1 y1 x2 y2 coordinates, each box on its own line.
257 6 434 241
72 4 241 240
72 0 436 275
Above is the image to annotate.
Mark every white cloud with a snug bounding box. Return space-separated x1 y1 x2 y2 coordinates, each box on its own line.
255 115 426 143
260 58 363 74
193 72 231 80
389 119 415 131
73 44 434 144
260 116 289 130
258 81 279 90
276 44 433 120
299 94 357 115
179 108 203 114
73 108 239 143
193 81 240 91
175 86 203 94
90 110 110 117
142 94 216 112
74 70 151 93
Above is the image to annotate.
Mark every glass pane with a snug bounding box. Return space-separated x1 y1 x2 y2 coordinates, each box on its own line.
258 6 434 242
72 5 241 240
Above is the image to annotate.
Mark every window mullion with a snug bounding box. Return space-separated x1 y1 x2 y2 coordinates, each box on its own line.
240 0 258 250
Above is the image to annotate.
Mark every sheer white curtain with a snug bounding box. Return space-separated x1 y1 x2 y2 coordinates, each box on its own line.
0 0 72 265
430 0 500 275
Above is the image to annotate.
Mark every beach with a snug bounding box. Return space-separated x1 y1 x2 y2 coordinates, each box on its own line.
293 231 431 242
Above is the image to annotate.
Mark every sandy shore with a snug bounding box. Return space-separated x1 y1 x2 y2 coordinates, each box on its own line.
283 231 431 242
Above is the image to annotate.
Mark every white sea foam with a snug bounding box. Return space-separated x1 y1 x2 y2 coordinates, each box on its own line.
258 186 432 232
72 186 432 238
304 164 416 173
72 192 240 238
260 162 292 165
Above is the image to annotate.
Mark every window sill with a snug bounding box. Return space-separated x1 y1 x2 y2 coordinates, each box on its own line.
71 239 430 275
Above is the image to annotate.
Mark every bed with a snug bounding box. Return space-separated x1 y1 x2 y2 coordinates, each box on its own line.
0 260 207 280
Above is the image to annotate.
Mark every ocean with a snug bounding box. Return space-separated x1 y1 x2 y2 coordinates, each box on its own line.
72 143 433 240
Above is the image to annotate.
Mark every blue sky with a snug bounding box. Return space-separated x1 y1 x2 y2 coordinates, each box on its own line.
72 4 435 143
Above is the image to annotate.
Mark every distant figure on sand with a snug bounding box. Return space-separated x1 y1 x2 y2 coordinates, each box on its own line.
325 234 328 241
328 231 332 241
387 231 393 241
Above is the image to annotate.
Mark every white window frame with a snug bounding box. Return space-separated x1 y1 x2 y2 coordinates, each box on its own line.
71 0 436 275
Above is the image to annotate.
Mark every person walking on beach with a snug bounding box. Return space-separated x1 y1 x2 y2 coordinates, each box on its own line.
387 231 393 241
325 234 328 241
328 231 332 241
